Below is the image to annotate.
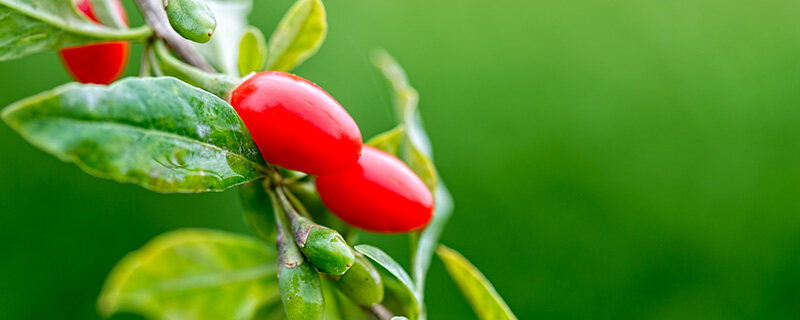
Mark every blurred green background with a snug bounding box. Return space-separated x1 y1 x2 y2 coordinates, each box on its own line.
3 0 800 319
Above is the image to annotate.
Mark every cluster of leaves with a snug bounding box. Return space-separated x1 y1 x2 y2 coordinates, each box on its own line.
0 0 517 319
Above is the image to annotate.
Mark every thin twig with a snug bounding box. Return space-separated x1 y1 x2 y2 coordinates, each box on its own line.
134 0 214 72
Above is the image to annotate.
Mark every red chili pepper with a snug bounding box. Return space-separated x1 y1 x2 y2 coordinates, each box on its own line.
230 71 363 175
59 0 130 85
316 145 434 233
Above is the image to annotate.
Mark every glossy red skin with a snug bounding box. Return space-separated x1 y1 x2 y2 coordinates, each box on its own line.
59 0 129 85
315 146 434 233
230 71 363 175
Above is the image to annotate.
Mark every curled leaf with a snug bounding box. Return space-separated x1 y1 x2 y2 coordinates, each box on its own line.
367 125 405 156
238 26 268 76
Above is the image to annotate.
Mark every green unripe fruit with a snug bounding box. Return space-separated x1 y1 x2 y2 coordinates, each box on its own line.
335 253 384 306
278 261 325 320
164 0 217 43
299 225 354 275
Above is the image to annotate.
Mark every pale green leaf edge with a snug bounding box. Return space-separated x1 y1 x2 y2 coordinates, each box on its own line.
354 244 420 317
436 245 517 320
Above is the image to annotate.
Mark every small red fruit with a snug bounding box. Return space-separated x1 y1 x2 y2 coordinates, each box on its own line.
230 71 363 175
315 146 434 233
59 0 130 85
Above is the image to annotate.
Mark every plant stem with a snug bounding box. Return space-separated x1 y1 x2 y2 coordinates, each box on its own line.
280 185 313 219
134 0 214 72
152 40 239 99
267 189 304 267
369 304 394 319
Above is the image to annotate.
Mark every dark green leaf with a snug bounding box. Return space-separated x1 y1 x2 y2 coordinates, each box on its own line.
239 26 268 76
2 77 266 193
354 244 420 319
437 245 517 320
266 0 327 71
0 0 151 61
97 228 279 320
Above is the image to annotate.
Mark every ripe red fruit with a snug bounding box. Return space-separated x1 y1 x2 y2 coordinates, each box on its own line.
59 0 130 85
315 146 434 233
230 71 363 175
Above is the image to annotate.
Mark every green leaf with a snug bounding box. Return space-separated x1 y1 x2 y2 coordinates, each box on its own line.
239 180 276 242
411 184 454 296
367 125 405 156
97 228 279 320
354 244 419 319
0 0 151 61
2 77 266 193
371 49 438 192
372 50 451 320
436 245 517 320
406 144 438 192
238 26 268 76
193 0 252 75
266 0 327 71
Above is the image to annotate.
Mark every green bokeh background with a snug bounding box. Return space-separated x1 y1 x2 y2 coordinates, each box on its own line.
3 0 800 319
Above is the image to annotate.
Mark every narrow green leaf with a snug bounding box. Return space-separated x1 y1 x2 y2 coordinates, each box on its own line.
0 0 151 61
367 125 405 156
436 245 517 320
411 184 453 296
266 0 327 71
193 0 252 75
238 26 268 76
2 77 266 193
97 228 279 320
371 49 438 192
372 50 452 320
354 244 420 319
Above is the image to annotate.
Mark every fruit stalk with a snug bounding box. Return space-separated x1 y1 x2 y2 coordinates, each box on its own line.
269 189 325 320
275 187 354 275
